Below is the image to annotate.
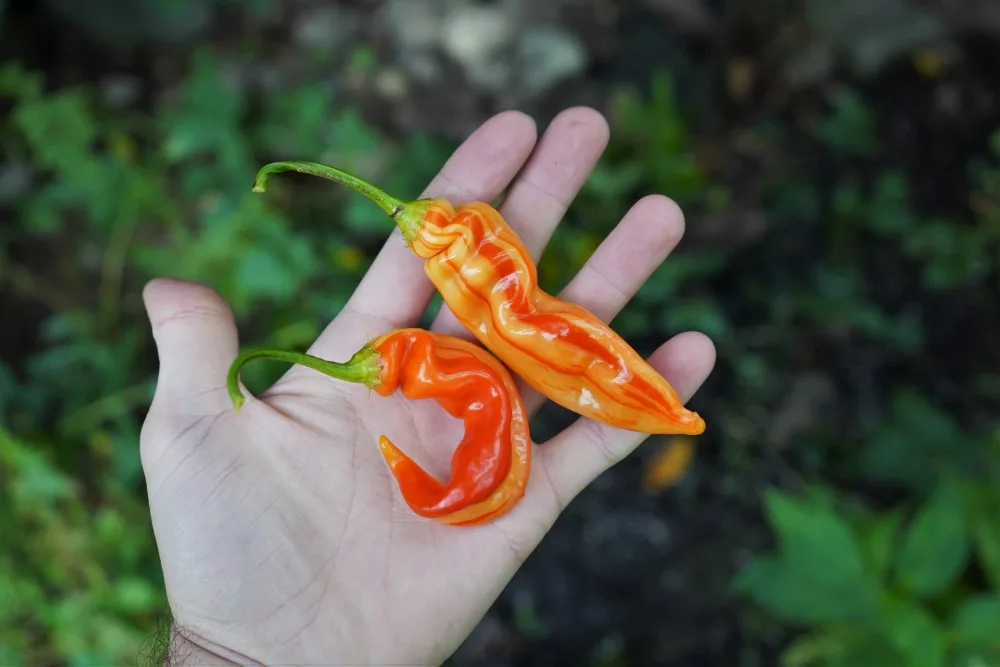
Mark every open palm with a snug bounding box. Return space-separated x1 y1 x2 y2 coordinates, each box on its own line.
139 107 716 666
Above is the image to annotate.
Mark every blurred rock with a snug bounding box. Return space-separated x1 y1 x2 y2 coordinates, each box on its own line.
377 0 451 88
922 0 1000 32
516 25 588 98
381 0 448 51
581 510 673 569
765 372 837 451
100 74 141 108
367 0 594 138
0 162 33 206
373 67 409 100
291 4 361 55
786 0 947 84
451 613 523 665
442 4 517 90
693 207 769 250
45 0 211 46
640 0 716 36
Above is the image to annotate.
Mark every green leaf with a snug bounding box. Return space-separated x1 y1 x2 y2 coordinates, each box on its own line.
13 89 97 170
782 627 910 667
236 247 299 301
812 88 878 158
632 251 728 304
895 477 970 597
0 644 23 667
830 637 909 667
0 61 42 99
0 557 45 624
388 133 457 199
659 299 730 340
861 509 903 582
974 512 1000 592
342 196 395 234
866 172 917 235
582 160 644 201
0 362 15 416
326 108 385 162
159 48 246 173
781 630 850 667
861 389 968 491
113 577 159 614
781 632 847 667
256 84 335 155
879 594 946 667
3 440 74 504
734 491 881 625
950 594 1000 650
764 490 873 591
734 556 877 625
951 647 1000 667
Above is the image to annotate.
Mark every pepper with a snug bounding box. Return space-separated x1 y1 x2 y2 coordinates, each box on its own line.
226 328 531 526
251 161 706 436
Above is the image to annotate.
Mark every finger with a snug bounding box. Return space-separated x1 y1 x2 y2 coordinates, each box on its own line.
538 331 716 512
429 106 609 337
497 106 610 257
311 110 537 359
521 195 686 414
142 277 239 417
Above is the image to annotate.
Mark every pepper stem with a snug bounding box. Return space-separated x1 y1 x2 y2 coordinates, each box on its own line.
251 161 430 243
227 345 382 412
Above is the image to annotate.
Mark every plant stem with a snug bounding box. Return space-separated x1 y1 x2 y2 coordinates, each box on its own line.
226 345 382 410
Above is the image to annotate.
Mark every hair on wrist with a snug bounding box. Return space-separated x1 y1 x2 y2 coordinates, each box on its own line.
138 613 256 666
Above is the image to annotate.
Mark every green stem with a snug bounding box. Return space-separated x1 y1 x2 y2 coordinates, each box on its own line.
250 160 430 243
227 345 382 411
253 161 403 216
57 379 155 437
1 253 76 312
98 188 137 336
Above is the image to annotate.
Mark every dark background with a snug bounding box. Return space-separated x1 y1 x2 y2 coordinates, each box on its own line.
2 1 999 665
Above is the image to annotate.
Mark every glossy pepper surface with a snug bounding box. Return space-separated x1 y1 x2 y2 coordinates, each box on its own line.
251 161 706 436
226 328 531 526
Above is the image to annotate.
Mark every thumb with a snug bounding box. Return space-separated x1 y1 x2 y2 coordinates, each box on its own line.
142 277 239 418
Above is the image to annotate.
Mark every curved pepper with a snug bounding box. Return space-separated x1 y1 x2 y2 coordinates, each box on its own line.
251 161 706 436
226 329 531 526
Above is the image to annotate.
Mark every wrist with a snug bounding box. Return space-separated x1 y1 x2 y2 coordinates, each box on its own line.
164 626 253 666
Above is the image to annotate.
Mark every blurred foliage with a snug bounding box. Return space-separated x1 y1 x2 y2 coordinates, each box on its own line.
0 425 164 665
735 409 1000 666
0 45 453 663
727 82 1000 666
575 41 1000 667
2 0 1000 665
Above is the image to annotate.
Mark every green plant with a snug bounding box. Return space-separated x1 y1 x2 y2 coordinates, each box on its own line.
815 89 1000 293
812 88 879 158
0 424 166 665
735 423 1000 667
0 49 454 664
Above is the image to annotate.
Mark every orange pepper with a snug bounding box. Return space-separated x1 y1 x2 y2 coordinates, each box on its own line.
642 437 695 493
226 328 531 526
252 161 706 436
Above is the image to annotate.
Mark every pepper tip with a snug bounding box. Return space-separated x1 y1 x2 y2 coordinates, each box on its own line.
686 414 707 436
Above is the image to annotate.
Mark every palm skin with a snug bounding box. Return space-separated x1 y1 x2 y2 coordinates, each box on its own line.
139 108 716 666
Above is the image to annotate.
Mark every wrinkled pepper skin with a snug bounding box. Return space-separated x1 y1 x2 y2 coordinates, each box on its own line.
252 161 706 436
226 329 531 526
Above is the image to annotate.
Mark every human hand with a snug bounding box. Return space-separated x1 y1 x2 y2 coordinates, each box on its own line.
139 107 716 666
